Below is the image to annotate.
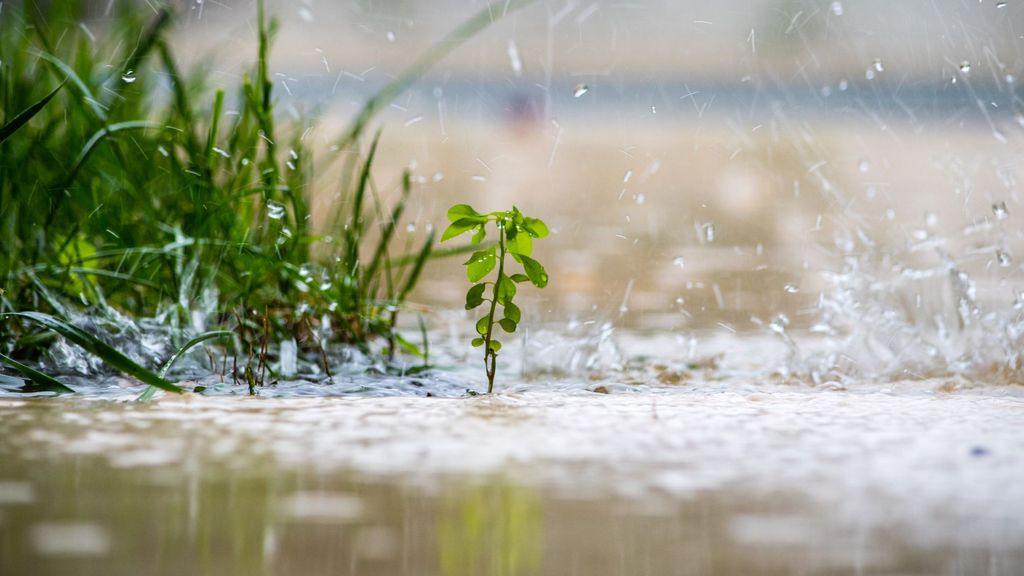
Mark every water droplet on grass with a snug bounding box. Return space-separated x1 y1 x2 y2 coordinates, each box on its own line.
267 201 286 220
121 70 136 84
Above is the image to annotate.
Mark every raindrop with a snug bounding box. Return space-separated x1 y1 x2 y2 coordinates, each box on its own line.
830 1 844 16
925 212 938 227
769 314 790 335
386 31 395 42
993 201 1009 220
858 159 870 173
996 1 1007 6
672 256 686 269
703 223 716 243
121 70 137 84
623 170 633 183
959 61 971 74
406 223 416 233
634 193 646 205
1006 74 1016 84
507 41 522 76
997 249 1012 267
838 79 849 91
573 83 589 98
784 284 800 294
651 105 657 114
865 68 876 81
267 200 286 220
675 297 685 305
873 58 884 72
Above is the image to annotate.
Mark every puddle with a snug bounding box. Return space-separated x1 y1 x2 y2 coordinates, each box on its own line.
1 332 1022 575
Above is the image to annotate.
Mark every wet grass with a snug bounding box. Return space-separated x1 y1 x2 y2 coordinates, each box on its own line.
0 0 533 392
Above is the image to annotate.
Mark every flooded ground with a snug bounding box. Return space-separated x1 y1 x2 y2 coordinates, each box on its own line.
2 334 1023 576
4 1 1024 574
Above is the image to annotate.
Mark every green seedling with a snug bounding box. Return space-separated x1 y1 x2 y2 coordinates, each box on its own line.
441 205 549 393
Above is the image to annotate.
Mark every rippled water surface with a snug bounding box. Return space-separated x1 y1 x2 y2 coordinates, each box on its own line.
2 334 1023 576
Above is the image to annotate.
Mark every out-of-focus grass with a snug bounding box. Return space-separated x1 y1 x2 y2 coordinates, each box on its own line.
0 0 533 390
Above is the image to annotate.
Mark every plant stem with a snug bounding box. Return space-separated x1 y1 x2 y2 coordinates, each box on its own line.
482 220 506 393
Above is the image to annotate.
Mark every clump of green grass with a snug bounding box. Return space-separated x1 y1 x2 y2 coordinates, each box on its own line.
0 0 535 393
442 205 549 393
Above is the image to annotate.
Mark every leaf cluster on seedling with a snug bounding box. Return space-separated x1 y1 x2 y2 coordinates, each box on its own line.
442 204 549 392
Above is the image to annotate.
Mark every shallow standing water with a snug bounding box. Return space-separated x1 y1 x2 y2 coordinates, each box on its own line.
2 334 1023 576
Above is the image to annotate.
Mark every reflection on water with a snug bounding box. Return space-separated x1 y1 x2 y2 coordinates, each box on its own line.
1 375 1022 575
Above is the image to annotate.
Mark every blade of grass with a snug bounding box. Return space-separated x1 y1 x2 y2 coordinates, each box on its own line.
397 230 435 302
338 0 536 146
2 311 183 393
137 329 232 401
0 81 65 144
0 351 76 394
33 50 108 121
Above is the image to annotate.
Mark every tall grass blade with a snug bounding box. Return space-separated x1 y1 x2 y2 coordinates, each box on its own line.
339 0 536 145
138 330 232 401
0 81 64 144
398 230 435 302
0 352 76 394
2 312 183 393
33 51 108 121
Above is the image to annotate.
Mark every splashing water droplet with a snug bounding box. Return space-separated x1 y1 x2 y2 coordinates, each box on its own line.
121 70 136 84
769 314 790 335
830 1 844 16
507 41 522 76
959 61 971 74
573 83 589 98
267 201 286 220
672 257 686 269
993 201 1009 220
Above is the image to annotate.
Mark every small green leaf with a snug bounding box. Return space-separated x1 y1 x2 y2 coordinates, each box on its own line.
522 217 549 238
504 302 521 323
475 316 490 335
489 340 502 352
471 337 485 347
465 247 496 282
519 255 548 288
465 283 487 309
496 274 517 304
499 318 517 333
447 204 481 222
471 226 486 244
442 217 486 242
507 228 533 256
510 274 530 283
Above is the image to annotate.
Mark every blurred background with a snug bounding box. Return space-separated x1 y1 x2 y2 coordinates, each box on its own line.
99 0 1024 333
